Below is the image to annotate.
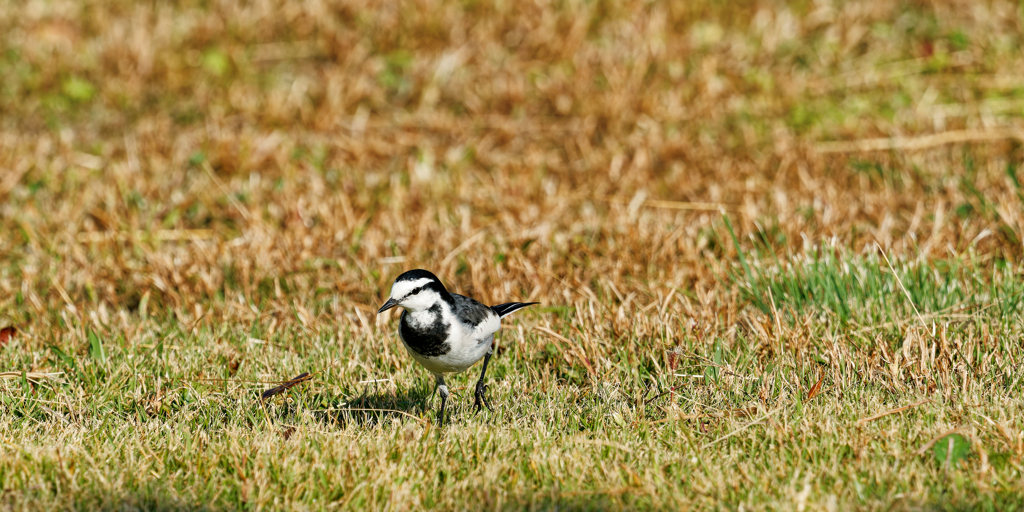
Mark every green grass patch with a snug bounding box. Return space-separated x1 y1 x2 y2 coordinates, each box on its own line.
733 245 1024 328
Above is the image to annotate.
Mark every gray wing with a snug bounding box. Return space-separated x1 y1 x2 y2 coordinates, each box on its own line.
450 294 498 327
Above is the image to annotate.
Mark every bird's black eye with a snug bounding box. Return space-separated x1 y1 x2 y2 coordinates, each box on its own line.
406 285 428 298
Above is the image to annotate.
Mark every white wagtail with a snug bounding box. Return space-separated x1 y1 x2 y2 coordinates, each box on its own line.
377 269 538 425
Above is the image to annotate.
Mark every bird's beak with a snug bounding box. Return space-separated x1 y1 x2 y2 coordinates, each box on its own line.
377 298 399 314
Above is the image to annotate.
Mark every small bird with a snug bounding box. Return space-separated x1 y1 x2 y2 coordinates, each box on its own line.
377 269 537 425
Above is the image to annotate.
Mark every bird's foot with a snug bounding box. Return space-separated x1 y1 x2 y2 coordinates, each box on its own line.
473 380 492 414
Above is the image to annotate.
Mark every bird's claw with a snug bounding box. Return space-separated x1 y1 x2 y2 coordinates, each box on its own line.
473 381 492 414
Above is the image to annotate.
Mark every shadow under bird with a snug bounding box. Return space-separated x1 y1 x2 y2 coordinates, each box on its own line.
377 269 538 426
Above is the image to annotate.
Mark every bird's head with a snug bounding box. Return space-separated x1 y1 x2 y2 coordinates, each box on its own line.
377 269 452 314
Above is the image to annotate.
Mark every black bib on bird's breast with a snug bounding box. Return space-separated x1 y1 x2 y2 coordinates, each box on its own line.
399 305 451 357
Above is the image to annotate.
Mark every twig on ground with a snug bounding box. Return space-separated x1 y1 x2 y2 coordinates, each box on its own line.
857 398 932 425
915 428 960 456
260 372 313 401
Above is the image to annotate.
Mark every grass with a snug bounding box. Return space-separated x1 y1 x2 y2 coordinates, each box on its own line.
3 0 1024 509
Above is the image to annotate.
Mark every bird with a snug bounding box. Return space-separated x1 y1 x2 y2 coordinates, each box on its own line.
377 269 538 425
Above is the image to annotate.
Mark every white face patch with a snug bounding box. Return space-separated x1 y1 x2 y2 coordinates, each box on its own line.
389 277 433 302
401 288 442 312
390 277 444 312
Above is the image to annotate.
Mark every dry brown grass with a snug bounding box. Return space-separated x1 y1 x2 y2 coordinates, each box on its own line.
2 0 1024 509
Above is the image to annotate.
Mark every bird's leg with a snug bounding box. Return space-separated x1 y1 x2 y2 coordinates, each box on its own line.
426 375 437 410
473 349 494 414
435 374 449 427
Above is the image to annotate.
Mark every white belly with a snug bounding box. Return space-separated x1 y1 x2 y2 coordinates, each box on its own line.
402 334 492 375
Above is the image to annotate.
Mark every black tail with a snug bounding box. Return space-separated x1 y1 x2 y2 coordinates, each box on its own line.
490 302 540 319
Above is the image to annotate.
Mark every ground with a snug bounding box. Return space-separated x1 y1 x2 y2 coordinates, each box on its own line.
2 0 1024 510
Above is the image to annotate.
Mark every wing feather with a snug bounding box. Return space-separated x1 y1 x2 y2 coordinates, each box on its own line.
490 302 540 318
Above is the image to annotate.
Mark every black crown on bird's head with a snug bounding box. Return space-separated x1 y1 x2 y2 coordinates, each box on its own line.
395 269 444 285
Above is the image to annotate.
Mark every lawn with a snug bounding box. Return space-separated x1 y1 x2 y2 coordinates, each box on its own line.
2 0 1024 509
